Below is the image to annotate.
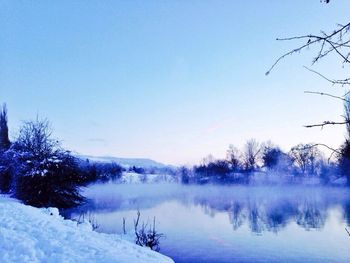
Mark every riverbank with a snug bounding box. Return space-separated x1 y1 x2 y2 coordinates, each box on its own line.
0 196 174 263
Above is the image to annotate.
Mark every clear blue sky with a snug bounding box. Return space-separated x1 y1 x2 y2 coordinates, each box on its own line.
1 0 350 165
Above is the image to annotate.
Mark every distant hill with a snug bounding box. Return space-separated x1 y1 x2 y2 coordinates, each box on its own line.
77 155 171 169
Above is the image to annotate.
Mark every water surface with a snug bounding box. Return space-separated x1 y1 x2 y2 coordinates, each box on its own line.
67 184 350 263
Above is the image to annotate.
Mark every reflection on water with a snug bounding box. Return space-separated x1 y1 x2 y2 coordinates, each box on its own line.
66 184 350 263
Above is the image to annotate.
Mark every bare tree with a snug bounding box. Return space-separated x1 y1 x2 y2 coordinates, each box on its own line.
289 144 321 176
243 139 261 172
226 144 241 171
13 117 59 158
201 154 215 166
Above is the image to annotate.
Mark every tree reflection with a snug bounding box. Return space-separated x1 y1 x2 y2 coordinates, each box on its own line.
228 202 245 230
248 203 265 233
265 200 296 232
193 192 346 234
296 202 326 230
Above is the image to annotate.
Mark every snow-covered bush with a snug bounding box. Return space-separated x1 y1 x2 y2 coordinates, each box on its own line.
11 118 85 208
14 151 84 208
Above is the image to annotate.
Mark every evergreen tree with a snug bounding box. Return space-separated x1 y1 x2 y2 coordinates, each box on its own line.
0 103 11 192
0 104 10 151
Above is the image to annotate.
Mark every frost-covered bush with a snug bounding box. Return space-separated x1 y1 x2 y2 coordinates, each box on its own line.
14 151 84 208
11 118 84 208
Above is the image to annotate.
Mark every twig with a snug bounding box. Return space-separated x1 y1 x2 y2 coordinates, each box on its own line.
304 90 350 103
266 22 350 75
303 66 350 86
304 120 349 129
308 143 340 155
123 217 126 234
345 227 350 236
298 143 340 163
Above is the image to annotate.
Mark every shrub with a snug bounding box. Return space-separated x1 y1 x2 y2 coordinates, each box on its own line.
129 166 145 174
194 160 231 183
96 162 123 182
133 211 164 252
15 151 84 208
12 118 84 208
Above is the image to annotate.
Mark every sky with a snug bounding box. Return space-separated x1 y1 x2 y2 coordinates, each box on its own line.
1 0 350 165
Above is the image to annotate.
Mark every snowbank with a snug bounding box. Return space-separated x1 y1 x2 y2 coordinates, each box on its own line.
0 196 174 263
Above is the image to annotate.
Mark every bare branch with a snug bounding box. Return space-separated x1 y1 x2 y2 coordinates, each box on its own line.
303 66 350 86
346 228 350 236
123 217 126 235
304 120 349 128
304 91 350 103
266 22 350 75
328 40 350 64
301 143 340 163
307 143 341 155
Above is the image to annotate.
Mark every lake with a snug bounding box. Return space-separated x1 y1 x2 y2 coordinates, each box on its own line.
66 183 350 263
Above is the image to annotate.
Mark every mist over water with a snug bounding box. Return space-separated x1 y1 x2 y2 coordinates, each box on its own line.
67 183 350 263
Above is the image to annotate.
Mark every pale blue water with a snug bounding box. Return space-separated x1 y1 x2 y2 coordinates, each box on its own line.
67 184 350 263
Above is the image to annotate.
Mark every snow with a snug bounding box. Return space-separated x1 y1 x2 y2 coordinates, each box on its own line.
77 155 172 169
0 196 174 263
118 172 176 184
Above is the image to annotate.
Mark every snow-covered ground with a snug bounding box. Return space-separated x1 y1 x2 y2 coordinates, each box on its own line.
118 172 176 184
0 196 174 263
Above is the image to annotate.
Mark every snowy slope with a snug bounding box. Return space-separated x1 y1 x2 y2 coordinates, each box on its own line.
0 196 174 263
78 155 170 169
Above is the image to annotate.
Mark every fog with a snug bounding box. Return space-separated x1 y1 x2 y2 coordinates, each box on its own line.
71 183 350 233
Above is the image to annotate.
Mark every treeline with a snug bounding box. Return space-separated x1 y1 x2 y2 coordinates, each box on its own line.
178 139 350 185
0 104 125 208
